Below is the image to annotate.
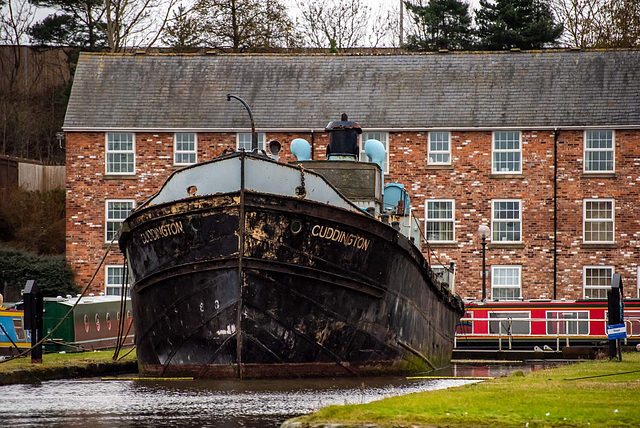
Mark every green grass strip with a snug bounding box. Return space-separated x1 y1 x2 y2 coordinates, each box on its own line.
0 349 136 373
290 352 640 427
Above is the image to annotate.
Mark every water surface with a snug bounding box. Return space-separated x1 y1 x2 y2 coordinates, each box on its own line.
0 363 549 427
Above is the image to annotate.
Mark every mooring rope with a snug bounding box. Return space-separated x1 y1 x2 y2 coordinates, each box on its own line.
0 237 117 364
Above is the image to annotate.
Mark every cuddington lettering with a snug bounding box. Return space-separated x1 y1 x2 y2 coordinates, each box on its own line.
311 225 370 251
140 221 184 244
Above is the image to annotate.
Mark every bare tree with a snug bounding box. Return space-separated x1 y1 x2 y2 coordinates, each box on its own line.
367 5 399 48
104 0 178 52
296 0 373 51
551 0 640 47
0 0 35 89
194 0 300 52
550 0 605 47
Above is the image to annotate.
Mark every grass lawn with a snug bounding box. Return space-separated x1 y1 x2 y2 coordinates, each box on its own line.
0 348 136 374
289 352 640 427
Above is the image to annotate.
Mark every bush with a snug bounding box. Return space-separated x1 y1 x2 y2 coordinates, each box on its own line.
0 246 77 299
0 188 66 255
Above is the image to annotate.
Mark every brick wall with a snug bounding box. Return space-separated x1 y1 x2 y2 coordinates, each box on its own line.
66 128 640 299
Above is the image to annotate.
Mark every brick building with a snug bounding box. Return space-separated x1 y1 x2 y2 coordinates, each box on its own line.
63 50 640 301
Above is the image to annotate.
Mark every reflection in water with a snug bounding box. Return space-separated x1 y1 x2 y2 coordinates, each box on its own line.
0 363 553 427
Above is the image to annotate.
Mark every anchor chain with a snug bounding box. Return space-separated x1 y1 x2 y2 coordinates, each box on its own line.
295 164 307 198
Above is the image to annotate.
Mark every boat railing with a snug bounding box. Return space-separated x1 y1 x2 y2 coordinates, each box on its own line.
455 315 640 351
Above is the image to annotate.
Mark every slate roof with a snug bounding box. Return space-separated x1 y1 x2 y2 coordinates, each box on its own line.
63 50 640 131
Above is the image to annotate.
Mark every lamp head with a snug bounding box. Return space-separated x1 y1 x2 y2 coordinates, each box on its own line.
477 224 490 240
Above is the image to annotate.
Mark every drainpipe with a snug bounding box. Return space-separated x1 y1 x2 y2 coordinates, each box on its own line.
553 128 559 300
310 130 315 160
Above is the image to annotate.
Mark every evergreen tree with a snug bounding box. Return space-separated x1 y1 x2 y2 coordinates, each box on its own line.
161 5 205 52
405 0 474 51
475 0 563 50
28 0 107 49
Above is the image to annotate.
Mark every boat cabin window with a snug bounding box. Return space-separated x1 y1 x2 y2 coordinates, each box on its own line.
546 311 589 335
626 310 640 337
489 312 530 335
13 318 26 341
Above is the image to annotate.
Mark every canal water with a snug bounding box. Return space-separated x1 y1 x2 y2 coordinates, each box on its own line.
0 363 552 427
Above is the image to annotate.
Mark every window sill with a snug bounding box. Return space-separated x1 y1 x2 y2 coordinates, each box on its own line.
489 174 524 179
104 174 137 180
581 172 617 179
488 242 525 249
425 165 453 170
427 242 458 248
580 242 618 249
102 242 123 250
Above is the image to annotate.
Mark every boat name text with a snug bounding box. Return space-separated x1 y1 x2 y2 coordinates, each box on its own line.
311 225 370 251
140 221 184 244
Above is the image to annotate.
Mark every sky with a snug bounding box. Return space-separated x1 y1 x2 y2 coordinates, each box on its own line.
27 0 484 47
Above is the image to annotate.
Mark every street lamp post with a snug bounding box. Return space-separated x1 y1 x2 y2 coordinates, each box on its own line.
477 224 490 302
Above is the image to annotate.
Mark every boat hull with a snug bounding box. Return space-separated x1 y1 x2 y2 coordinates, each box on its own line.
123 186 463 378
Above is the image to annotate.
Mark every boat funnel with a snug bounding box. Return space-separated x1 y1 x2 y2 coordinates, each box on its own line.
291 138 311 161
325 113 362 159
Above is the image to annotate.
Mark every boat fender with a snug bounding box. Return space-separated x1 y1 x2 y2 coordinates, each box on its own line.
291 138 311 161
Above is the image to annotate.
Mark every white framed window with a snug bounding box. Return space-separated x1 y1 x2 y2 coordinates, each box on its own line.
105 199 135 243
425 199 455 242
492 131 521 174
489 311 530 334
432 265 455 291
491 266 522 301
583 199 614 243
491 199 522 243
237 133 265 151
360 131 389 174
105 265 131 296
546 311 589 335
174 133 197 165
583 266 613 299
106 133 135 174
584 130 614 173
427 131 451 165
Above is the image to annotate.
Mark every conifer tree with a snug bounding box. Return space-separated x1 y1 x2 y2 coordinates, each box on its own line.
405 0 474 51
475 0 563 50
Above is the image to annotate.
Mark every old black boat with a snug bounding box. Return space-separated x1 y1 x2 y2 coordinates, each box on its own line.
118 115 464 378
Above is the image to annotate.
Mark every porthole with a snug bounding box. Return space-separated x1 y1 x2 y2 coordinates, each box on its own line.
291 220 302 234
95 314 101 332
84 314 89 333
127 310 132 326
106 312 112 331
